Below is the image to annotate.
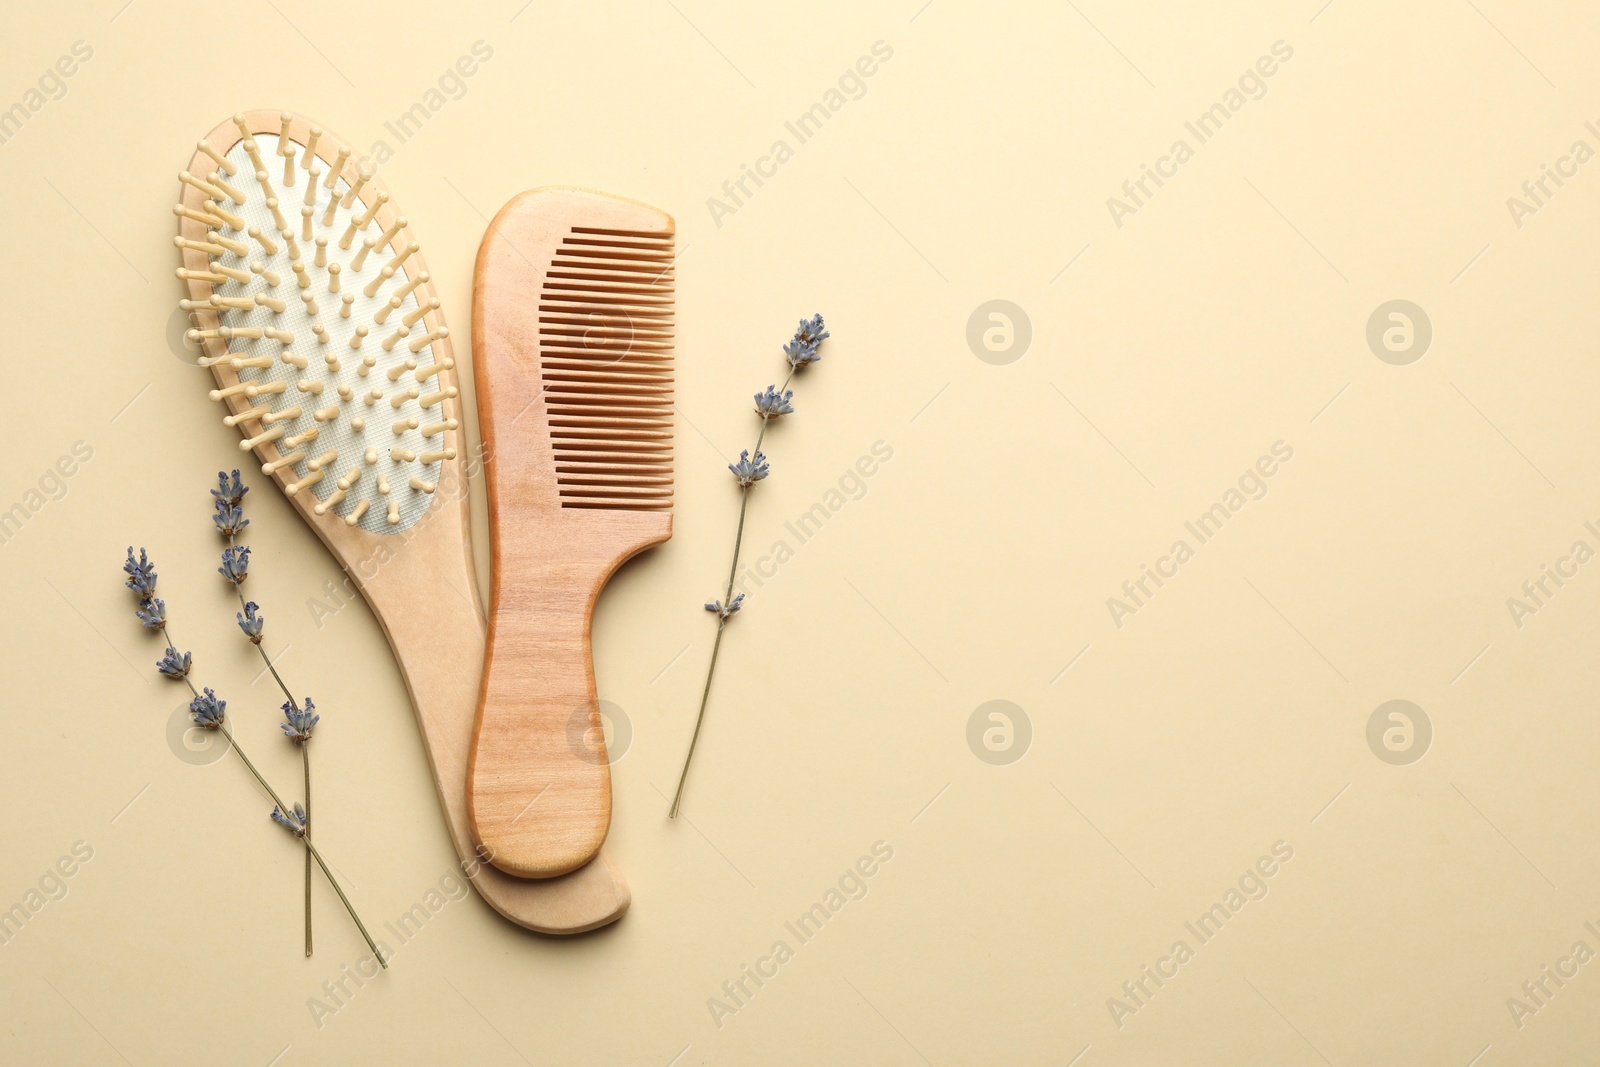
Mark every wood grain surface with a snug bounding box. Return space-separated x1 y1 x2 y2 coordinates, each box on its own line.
469 188 674 878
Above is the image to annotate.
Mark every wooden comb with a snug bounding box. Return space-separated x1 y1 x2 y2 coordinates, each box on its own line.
469 188 675 878
175 114 628 932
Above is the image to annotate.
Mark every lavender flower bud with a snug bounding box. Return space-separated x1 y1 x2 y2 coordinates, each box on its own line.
123 547 157 598
754 386 794 419
783 338 821 368
237 601 265 643
281 697 319 742
793 314 828 347
212 470 249 507
135 597 168 630
270 802 308 837
218 545 251 586
213 500 248 537
704 594 745 620
728 450 770 488
189 688 226 729
156 648 192 679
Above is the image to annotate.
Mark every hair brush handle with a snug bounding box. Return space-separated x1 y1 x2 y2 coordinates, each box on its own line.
468 187 675 879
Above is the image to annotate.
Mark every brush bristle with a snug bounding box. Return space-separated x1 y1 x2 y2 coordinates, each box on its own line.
539 227 674 511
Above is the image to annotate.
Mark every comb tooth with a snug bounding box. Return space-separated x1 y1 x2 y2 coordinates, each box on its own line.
539 290 672 308
543 378 673 393
538 323 674 341
546 396 672 413
541 357 671 375
554 447 672 462
557 489 673 502
547 416 672 430
561 501 672 511
550 426 672 442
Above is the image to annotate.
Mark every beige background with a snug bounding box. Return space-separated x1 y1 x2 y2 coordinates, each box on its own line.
3 0 1598 1063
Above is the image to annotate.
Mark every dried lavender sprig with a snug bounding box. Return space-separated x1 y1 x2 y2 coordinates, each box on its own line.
214 470 314 958
124 548 384 967
670 315 825 818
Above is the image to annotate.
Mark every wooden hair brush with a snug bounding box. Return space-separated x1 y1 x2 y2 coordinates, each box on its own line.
469 188 674 878
174 112 628 933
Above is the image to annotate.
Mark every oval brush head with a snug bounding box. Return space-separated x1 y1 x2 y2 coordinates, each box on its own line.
175 112 456 530
173 113 632 933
